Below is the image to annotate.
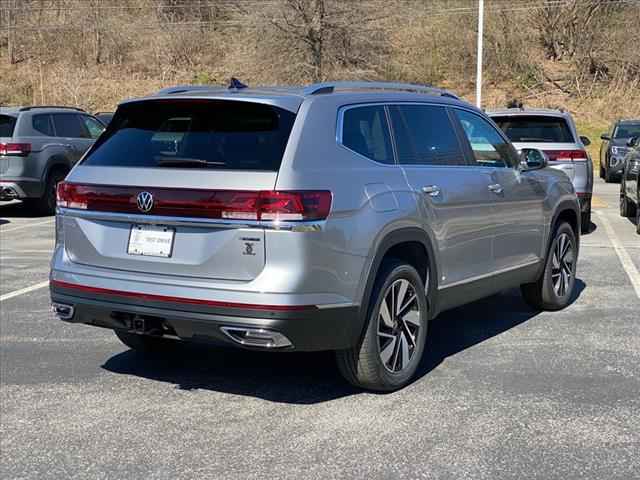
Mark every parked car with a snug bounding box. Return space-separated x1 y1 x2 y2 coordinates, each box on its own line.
0 106 105 214
94 112 114 126
619 137 640 234
50 81 581 391
600 119 640 183
489 108 593 233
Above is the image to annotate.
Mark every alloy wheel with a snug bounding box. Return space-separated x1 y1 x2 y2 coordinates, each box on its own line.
551 232 575 297
377 278 422 373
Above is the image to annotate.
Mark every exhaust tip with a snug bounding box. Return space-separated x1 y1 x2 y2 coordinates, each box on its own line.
52 302 75 320
220 326 292 349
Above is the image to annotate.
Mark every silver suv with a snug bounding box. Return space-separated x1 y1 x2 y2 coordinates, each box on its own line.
0 106 105 214
489 108 593 233
50 82 581 391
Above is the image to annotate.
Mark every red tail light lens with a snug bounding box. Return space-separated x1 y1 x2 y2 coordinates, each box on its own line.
543 149 587 162
56 183 332 221
0 142 31 156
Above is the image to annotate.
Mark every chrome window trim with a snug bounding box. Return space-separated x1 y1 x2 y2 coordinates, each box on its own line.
337 101 480 169
57 207 324 232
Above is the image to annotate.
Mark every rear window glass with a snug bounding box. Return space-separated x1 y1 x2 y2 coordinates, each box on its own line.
492 115 574 143
0 115 16 137
33 114 54 136
614 124 640 139
341 105 394 164
82 100 296 171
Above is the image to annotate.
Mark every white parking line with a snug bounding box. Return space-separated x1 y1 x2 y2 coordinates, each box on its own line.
0 218 54 233
597 212 640 299
0 280 50 302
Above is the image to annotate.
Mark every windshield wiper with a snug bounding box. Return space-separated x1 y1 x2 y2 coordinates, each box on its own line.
156 157 224 167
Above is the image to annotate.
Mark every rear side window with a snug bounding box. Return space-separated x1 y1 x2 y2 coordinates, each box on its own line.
52 113 88 138
83 100 296 171
389 105 464 166
492 115 574 143
0 115 16 137
32 114 54 136
341 105 393 164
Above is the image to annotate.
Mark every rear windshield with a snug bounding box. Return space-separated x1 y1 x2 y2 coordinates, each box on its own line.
492 115 574 143
0 115 16 137
614 124 640 139
82 100 296 171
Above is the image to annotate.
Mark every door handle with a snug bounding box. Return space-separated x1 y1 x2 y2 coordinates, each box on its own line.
422 185 441 197
488 183 503 194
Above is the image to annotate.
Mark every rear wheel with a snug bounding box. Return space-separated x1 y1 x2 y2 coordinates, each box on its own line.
26 169 67 215
521 222 577 311
336 259 428 391
115 330 178 354
581 206 591 234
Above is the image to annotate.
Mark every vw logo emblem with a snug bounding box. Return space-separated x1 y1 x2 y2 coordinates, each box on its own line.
136 191 154 213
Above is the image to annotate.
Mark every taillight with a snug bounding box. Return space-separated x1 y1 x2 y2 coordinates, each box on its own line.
0 142 31 156
543 149 587 162
56 182 332 221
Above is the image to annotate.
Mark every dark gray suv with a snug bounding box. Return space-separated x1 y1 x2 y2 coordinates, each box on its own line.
0 106 104 214
50 82 581 391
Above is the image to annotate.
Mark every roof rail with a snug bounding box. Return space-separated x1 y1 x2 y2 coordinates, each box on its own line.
156 85 227 95
303 81 459 99
19 105 86 112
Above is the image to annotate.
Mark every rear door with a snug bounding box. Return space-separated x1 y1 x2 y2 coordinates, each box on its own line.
452 109 545 270
61 99 297 281
51 113 87 163
390 104 497 287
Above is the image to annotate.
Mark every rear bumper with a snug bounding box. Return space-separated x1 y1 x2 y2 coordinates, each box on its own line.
0 178 43 199
50 282 359 352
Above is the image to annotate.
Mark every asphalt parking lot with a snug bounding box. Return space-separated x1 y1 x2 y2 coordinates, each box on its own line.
1 178 639 479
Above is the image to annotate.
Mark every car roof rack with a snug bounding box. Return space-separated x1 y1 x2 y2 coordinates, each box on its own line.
302 81 459 99
19 105 86 112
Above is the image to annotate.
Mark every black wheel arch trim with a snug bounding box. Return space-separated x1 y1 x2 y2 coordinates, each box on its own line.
351 227 438 347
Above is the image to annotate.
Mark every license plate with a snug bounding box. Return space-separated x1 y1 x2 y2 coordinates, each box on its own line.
128 225 175 258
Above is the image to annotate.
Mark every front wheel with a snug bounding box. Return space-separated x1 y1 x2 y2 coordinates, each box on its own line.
336 259 429 391
521 222 578 311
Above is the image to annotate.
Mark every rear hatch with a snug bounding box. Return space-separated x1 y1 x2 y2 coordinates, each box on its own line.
60 98 298 281
491 114 586 182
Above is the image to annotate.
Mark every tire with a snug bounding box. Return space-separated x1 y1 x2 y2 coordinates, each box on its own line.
26 169 67 216
604 168 616 183
620 185 637 218
581 209 591 234
336 259 429 391
115 330 177 354
521 222 578 311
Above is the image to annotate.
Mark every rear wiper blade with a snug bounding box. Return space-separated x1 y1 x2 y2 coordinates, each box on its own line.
156 157 224 167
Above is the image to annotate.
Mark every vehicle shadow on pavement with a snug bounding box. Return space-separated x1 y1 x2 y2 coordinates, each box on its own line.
0 201 51 220
416 279 585 380
102 280 585 404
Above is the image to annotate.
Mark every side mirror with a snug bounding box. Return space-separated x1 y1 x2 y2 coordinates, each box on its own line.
580 136 591 146
600 134 611 141
626 136 638 148
519 148 549 171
